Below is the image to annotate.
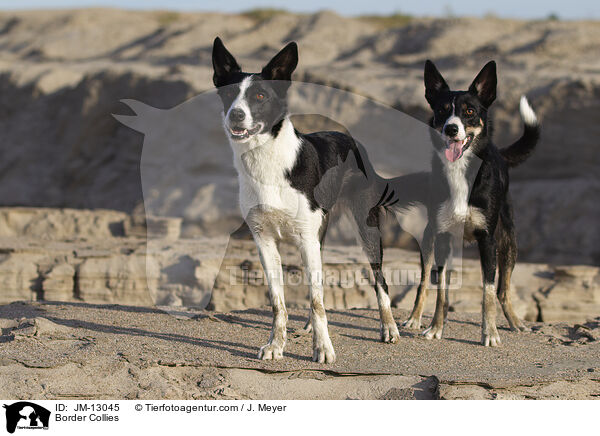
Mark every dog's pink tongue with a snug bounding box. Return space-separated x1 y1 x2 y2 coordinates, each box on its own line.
445 142 463 162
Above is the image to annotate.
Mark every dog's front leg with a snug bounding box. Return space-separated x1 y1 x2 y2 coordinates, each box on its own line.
300 238 335 363
477 234 501 347
423 232 451 339
254 234 288 360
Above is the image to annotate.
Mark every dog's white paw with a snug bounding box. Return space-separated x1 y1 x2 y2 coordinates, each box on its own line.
258 342 284 360
312 339 336 364
482 330 501 347
403 317 422 329
380 322 400 343
422 324 444 340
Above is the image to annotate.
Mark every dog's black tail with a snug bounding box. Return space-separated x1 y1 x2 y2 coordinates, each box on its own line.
500 96 540 168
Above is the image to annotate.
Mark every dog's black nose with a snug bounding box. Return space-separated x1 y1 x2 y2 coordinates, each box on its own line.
229 108 245 122
444 124 459 137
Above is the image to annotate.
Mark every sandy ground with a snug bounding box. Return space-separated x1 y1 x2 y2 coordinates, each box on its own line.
0 301 598 400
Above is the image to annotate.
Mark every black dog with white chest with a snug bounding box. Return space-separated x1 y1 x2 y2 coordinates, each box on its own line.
212 37 406 362
403 60 540 346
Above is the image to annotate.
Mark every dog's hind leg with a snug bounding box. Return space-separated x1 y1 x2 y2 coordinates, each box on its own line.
423 232 451 339
295 312 313 336
372 258 400 343
497 209 530 332
404 224 435 329
253 234 288 360
299 238 336 363
356 208 400 343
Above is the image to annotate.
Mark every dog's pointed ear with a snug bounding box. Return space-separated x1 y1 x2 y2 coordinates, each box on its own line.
261 42 298 81
469 61 497 108
212 37 241 87
424 60 449 105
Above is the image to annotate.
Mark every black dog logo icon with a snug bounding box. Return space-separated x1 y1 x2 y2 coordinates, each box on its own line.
3 402 50 433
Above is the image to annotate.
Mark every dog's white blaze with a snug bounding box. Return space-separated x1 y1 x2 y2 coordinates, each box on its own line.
519 96 538 126
443 101 467 140
226 76 254 129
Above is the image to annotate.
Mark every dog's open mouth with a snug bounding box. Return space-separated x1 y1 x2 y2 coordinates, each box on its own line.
444 135 473 162
229 124 262 140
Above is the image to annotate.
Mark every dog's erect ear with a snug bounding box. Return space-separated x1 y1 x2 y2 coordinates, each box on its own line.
424 60 449 106
212 37 241 87
261 42 298 81
468 61 497 108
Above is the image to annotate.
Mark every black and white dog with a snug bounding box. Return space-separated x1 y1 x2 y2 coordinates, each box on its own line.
403 60 540 346
212 37 406 362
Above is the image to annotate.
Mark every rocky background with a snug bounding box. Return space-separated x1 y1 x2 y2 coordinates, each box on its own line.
0 9 597 319
0 207 598 324
0 9 597 265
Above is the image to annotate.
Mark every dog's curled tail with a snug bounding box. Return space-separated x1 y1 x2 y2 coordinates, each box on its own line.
500 96 540 168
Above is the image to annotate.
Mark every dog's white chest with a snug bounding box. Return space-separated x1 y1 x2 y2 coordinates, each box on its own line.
235 133 301 214
238 175 321 241
239 172 304 221
231 125 323 241
437 157 486 239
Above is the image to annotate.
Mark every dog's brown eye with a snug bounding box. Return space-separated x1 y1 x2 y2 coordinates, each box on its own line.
466 108 475 116
256 93 265 100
